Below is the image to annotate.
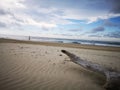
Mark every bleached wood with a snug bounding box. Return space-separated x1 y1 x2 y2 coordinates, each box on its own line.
61 50 120 90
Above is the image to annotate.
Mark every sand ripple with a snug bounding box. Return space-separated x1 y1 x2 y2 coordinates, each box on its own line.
0 57 104 90
0 43 112 90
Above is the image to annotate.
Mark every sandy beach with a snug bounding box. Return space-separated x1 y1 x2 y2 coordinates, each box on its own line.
0 39 120 90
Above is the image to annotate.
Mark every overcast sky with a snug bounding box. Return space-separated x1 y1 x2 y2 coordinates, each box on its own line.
0 0 120 41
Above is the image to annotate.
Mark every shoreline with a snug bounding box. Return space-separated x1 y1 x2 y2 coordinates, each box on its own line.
0 38 120 52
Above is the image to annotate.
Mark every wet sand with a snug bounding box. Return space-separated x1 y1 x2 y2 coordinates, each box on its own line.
0 39 120 90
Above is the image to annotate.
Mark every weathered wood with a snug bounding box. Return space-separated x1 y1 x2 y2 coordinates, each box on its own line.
61 50 120 90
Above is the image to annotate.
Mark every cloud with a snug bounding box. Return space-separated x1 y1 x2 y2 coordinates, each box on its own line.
68 28 83 32
0 9 8 15
110 0 120 14
103 19 120 28
104 31 120 38
88 34 102 37
59 34 73 37
0 22 6 28
104 20 117 27
0 0 26 9
0 0 120 31
91 26 105 33
23 0 120 24
0 0 59 30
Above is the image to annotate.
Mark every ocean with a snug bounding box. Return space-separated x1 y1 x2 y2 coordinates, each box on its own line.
0 34 120 47
31 37 120 47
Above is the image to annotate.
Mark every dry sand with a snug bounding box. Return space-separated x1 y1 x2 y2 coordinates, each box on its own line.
0 39 120 90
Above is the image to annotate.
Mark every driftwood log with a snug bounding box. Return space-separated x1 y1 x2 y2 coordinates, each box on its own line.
61 50 120 90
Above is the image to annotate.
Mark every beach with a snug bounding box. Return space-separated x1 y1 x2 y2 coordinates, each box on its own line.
0 39 120 90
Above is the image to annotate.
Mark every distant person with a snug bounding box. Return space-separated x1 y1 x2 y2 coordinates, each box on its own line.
29 36 30 41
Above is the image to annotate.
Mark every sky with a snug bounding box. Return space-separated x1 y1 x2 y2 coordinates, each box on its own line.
0 0 120 41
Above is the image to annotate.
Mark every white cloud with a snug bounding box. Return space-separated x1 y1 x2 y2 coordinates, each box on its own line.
0 0 26 10
0 0 120 41
0 0 119 29
0 0 59 29
62 8 120 24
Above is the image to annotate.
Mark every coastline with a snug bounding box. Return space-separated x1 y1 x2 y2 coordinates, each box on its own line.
0 38 120 52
